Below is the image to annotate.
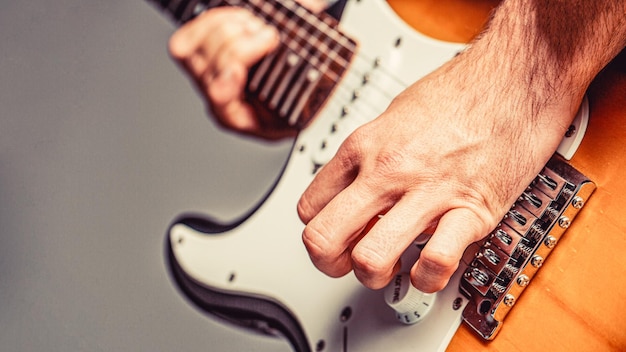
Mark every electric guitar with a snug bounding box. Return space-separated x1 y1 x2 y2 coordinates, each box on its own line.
149 0 626 351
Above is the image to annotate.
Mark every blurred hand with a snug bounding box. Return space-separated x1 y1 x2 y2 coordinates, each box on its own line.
168 0 328 139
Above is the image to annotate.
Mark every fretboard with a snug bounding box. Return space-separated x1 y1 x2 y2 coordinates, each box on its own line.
148 0 357 130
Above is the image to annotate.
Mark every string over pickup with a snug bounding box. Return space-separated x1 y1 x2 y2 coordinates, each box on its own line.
460 154 595 340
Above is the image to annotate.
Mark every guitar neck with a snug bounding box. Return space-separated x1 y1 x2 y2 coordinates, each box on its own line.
149 0 357 130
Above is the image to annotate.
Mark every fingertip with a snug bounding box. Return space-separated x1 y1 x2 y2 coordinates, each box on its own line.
168 30 192 60
208 96 258 133
259 25 281 48
296 194 315 224
410 256 457 293
409 208 491 293
225 103 259 131
208 63 246 103
301 225 353 278
351 249 401 289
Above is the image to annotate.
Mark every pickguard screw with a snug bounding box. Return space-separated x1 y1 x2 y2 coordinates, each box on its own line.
452 297 463 311
340 306 352 322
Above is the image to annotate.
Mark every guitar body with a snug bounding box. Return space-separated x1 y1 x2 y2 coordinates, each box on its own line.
448 56 626 352
164 0 626 351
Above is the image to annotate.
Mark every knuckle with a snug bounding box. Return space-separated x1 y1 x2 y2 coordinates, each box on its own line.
412 250 459 293
342 126 368 154
333 129 366 171
301 224 334 262
373 149 408 178
296 196 314 224
351 247 390 288
419 248 459 278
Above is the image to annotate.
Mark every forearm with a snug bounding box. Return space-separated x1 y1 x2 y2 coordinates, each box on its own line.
469 0 626 118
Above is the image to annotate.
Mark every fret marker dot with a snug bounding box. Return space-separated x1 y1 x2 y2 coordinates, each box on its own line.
287 53 299 66
307 69 320 81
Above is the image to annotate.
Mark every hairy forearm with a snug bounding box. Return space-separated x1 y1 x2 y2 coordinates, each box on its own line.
471 0 626 117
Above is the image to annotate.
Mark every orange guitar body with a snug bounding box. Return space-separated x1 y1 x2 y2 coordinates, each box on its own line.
387 0 626 350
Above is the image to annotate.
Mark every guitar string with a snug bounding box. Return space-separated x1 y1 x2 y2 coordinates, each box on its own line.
157 0 420 121
242 0 355 124
278 0 354 49
268 14 328 113
283 30 341 124
317 52 410 128
244 0 406 108
247 0 354 50
241 0 355 70
159 0 355 61
159 0 356 80
265 2 345 121
238 1 350 84
243 0 409 108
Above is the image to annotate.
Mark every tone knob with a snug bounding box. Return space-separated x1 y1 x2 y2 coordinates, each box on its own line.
384 272 436 324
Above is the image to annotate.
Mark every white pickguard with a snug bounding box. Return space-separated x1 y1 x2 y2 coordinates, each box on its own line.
168 1 589 351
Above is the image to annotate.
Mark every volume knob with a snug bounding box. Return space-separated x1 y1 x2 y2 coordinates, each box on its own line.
384 272 436 324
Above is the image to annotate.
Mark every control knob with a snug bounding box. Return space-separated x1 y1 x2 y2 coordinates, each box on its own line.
384 272 436 324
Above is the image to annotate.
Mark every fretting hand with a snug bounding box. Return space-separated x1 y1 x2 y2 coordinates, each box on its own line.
168 0 328 139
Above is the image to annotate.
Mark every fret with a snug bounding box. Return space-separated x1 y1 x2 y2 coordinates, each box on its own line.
286 41 339 125
267 3 319 116
258 49 290 102
283 38 336 123
150 0 356 74
147 0 357 129
269 53 302 111
248 50 277 92
286 67 322 126
249 0 353 70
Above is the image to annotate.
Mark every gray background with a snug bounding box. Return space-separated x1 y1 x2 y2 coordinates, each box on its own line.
0 1 294 351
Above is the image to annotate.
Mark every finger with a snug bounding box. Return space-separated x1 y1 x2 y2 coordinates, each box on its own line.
213 22 279 71
301 179 391 278
168 9 226 67
202 11 277 81
297 135 365 224
169 8 252 58
295 0 329 13
169 8 267 78
410 208 490 293
351 195 439 289
208 25 279 105
208 62 261 133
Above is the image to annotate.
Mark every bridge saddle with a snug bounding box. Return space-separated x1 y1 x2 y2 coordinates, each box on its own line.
460 155 595 340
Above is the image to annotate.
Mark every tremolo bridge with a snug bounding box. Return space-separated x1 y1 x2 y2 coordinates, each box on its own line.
460 155 595 340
